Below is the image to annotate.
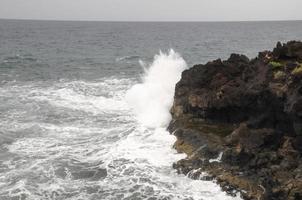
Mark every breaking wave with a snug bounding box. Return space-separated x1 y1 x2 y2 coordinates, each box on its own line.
126 49 187 128
0 51 241 200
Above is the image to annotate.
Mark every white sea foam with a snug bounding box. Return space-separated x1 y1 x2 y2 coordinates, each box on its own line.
126 49 187 128
26 79 132 115
1 56 241 199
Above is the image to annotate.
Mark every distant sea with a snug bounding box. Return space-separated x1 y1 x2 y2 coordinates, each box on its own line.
0 19 301 200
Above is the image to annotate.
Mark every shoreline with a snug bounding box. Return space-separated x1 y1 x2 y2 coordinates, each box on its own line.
169 41 302 200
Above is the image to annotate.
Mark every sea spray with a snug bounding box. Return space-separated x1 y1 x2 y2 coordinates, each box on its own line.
123 51 241 199
126 49 187 128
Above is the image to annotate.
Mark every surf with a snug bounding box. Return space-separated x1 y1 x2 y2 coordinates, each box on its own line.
126 49 187 128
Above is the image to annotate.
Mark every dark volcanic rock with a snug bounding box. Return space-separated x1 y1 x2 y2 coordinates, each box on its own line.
169 41 302 200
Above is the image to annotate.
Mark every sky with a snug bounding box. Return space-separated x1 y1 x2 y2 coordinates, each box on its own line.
0 0 301 21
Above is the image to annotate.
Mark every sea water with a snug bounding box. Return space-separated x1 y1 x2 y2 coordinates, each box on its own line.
0 20 302 200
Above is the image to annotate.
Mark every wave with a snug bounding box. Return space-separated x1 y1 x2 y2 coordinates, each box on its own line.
123 50 242 200
126 49 187 128
0 56 242 199
116 55 140 62
2 54 38 64
0 78 133 115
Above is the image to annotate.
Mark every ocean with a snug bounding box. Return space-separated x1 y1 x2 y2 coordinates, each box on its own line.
0 19 301 200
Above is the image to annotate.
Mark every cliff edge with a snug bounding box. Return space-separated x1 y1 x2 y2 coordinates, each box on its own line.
169 41 302 200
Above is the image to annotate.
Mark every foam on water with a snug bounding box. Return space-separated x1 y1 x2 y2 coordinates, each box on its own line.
27 79 131 115
0 51 242 199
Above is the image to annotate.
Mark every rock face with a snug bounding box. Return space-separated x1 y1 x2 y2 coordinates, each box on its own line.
169 41 302 200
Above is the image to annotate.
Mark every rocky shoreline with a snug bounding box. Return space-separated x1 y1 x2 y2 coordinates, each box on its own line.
169 41 302 200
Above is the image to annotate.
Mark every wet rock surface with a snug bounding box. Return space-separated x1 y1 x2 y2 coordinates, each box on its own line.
169 41 302 200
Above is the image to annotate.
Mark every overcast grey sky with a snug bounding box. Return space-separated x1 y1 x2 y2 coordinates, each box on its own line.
0 0 301 21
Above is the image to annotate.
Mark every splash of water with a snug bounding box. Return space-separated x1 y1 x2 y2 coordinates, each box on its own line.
0 52 242 199
126 49 187 128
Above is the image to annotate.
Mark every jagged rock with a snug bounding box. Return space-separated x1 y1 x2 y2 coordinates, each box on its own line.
273 41 302 61
169 41 302 200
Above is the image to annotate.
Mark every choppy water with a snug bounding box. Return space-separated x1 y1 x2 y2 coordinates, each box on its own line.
0 19 302 200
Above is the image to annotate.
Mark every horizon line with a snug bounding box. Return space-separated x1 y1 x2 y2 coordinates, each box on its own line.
0 18 301 23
